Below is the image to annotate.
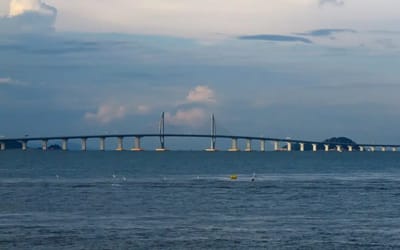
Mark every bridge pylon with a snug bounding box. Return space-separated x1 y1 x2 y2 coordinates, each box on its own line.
156 112 167 151
206 114 217 152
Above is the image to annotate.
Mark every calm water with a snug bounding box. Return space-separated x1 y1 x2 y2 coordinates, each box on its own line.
1 151 400 249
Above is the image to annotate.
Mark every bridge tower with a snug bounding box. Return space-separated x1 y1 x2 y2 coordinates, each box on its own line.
206 114 217 151
156 112 166 151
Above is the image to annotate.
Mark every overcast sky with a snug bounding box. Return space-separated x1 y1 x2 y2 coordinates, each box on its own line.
1 0 400 148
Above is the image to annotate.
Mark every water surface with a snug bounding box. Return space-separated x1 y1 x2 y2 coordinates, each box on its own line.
1 151 399 249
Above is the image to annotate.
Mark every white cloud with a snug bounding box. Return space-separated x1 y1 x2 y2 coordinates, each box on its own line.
165 108 207 127
0 77 12 84
0 77 27 86
136 104 151 114
186 85 216 104
9 0 57 17
84 103 126 124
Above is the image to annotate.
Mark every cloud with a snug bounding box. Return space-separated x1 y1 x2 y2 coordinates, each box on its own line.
0 77 12 84
238 34 312 44
0 0 57 33
165 108 207 127
136 104 151 114
0 77 27 86
9 0 57 17
319 0 344 6
84 104 126 124
186 85 216 104
298 29 357 37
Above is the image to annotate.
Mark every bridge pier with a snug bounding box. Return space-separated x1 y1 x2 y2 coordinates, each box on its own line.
116 137 124 151
21 141 27 151
392 147 397 152
348 145 353 152
245 139 252 152
336 145 342 152
62 139 68 151
299 143 305 152
312 144 317 152
0 142 5 151
99 137 106 151
132 137 143 151
287 142 292 152
206 138 217 152
273 141 279 151
324 144 329 152
229 138 239 152
42 140 48 151
359 146 364 152
81 138 87 151
381 146 386 152
260 140 266 152
370 146 375 152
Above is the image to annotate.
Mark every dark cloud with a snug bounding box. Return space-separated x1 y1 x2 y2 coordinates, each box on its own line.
298 29 357 37
368 30 400 35
0 12 55 33
238 34 312 44
0 35 99 54
319 0 344 6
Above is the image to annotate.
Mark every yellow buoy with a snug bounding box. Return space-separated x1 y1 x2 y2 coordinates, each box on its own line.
230 175 238 180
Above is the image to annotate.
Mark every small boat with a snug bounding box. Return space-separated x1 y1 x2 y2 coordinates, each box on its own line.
230 175 238 180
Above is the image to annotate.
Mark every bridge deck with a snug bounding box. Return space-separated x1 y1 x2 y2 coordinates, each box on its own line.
1 134 399 148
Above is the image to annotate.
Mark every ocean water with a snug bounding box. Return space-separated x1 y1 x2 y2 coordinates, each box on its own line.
1 151 400 249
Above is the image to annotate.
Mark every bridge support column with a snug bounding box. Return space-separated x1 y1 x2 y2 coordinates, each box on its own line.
273 141 279 151
381 147 386 152
22 141 27 151
324 145 329 152
62 139 68 151
132 137 143 151
156 146 167 151
336 145 342 152
348 146 353 152
260 140 266 152
370 147 375 152
312 144 317 152
99 137 105 151
245 139 252 152
81 138 87 151
42 140 48 151
229 138 239 152
287 142 292 152
116 137 124 151
299 143 305 152
359 146 364 152
392 147 397 152
0 143 5 151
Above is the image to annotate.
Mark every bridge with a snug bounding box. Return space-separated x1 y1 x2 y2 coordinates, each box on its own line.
0 113 399 152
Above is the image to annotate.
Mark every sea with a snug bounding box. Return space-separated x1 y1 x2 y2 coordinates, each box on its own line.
1 151 400 249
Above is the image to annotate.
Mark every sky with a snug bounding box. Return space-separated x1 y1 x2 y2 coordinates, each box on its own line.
1 0 400 148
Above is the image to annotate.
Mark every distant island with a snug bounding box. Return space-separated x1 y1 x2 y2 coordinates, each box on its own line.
48 144 62 150
0 141 63 150
1 140 22 149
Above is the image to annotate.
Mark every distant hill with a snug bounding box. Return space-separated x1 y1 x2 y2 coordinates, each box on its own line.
322 137 357 145
48 144 62 150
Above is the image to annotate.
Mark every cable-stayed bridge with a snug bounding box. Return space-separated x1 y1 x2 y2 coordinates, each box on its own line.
0 113 398 152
